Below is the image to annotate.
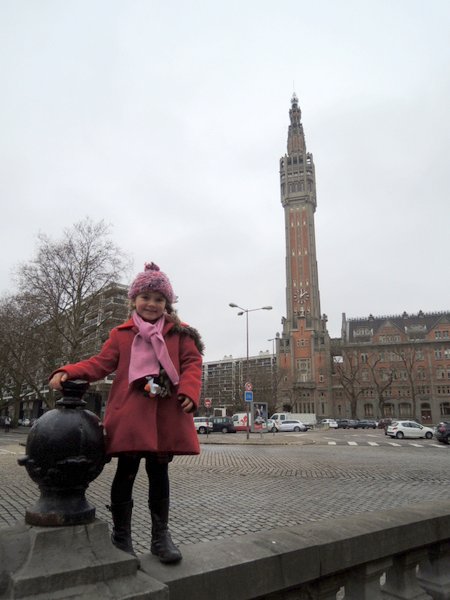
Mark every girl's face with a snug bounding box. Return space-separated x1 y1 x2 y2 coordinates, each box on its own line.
134 291 167 322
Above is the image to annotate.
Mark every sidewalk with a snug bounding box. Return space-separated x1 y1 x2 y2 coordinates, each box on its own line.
4 426 315 446
198 431 315 444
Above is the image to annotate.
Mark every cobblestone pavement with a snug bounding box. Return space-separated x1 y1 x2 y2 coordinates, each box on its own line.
0 429 449 555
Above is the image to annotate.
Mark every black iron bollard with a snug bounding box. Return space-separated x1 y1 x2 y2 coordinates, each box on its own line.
18 379 106 526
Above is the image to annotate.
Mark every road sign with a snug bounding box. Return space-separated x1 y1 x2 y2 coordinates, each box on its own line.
204 398 212 408
244 391 253 403
245 382 253 391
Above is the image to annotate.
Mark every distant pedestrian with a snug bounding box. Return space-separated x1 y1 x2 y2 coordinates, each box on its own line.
49 262 204 563
4 416 11 433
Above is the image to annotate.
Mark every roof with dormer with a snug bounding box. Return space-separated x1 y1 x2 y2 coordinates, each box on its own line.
342 310 450 344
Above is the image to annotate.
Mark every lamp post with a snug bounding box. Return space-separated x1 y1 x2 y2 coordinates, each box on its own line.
229 303 273 439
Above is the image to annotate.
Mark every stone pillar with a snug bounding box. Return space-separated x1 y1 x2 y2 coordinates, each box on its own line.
344 558 392 599
381 549 431 599
416 542 450 600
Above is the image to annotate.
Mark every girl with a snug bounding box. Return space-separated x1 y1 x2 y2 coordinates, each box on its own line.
49 262 204 563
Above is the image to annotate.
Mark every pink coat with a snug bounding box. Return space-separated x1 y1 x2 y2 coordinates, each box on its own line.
53 317 203 457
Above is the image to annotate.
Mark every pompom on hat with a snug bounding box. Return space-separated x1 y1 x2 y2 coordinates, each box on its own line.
128 262 176 304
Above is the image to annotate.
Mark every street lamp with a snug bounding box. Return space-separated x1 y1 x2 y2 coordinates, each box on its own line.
229 303 273 439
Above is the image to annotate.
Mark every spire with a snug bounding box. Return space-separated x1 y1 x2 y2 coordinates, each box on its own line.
287 93 305 154
289 93 301 125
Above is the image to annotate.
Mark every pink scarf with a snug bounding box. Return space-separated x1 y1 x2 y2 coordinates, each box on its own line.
128 312 179 386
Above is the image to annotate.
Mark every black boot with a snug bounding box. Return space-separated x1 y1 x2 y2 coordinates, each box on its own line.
107 500 136 556
149 498 182 564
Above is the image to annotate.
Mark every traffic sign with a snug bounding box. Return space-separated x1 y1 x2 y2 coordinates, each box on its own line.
244 391 253 403
245 382 253 391
204 398 212 408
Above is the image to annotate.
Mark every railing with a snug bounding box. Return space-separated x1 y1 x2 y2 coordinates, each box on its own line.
139 499 450 600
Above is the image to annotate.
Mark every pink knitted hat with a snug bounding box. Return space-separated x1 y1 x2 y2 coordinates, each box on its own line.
128 262 176 303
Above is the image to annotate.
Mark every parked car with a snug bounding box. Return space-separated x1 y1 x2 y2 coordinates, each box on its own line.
266 418 278 432
354 419 377 429
386 420 434 440
377 418 393 433
193 417 213 434
278 420 307 432
210 416 236 433
320 419 338 428
336 419 358 429
434 421 450 444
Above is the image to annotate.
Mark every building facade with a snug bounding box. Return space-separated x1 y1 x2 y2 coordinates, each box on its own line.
334 311 450 424
200 352 276 416
276 94 332 416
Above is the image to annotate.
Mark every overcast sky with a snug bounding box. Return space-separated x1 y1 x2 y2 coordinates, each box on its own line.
1 1 449 362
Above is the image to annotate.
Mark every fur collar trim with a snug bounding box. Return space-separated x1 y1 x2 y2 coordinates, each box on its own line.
166 314 205 355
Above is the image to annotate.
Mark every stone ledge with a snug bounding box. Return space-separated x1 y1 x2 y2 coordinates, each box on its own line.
139 500 450 600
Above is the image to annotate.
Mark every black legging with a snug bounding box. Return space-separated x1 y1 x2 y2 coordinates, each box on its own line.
110 454 170 505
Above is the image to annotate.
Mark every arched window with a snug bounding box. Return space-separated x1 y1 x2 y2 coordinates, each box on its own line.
440 402 450 417
399 402 411 418
421 402 432 422
364 403 374 417
383 403 394 417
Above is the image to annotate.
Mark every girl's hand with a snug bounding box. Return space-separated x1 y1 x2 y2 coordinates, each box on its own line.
49 371 68 390
178 395 194 413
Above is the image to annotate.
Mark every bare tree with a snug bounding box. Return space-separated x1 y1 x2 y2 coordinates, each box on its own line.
0 294 59 417
366 355 394 417
391 345 420 420
0 219 130 412
15 218 130 365
334 351 368 418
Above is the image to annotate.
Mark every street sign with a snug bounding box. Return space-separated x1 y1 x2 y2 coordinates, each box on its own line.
244 391 253 403
204 398 212 408
245 382 253 391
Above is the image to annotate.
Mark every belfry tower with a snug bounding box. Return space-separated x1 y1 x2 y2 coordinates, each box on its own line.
277 94 331 415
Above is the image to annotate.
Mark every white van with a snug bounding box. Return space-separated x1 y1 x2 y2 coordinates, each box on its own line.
270 412 317 430
193 417 213 434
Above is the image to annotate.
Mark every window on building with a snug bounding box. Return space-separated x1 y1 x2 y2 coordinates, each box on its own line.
383 403 394 417
440 402 450 416
437 385 450 395
379 335 401 343
399 403 411 418
361 353 368 363
421 403 432 422
364 403 374 417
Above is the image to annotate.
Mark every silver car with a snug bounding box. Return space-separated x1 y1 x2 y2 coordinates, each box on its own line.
386 420 433 440
278 420 307 432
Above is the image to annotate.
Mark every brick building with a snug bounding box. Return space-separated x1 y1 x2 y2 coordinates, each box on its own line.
200 96 450 426
334 311 450 424
276 94 332 417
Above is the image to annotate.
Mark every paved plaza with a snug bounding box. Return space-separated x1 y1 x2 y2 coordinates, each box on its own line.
0 428 449 555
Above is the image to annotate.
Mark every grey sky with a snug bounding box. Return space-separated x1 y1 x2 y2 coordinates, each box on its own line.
1 0 449 362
